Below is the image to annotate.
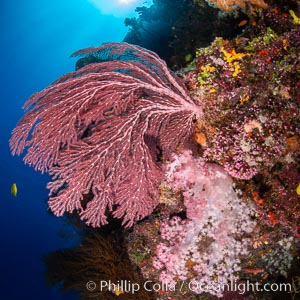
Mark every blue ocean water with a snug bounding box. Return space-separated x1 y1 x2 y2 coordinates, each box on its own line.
0 0 150 299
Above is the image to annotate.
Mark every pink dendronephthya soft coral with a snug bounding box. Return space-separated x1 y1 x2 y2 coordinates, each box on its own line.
153 150 256 297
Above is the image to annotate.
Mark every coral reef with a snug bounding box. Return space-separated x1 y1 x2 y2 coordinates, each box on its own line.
123 0 247 69
11 1 300 299
126 1 300 299
186 26 299 180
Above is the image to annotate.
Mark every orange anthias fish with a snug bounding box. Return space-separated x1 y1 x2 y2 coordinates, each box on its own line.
238 20 248 27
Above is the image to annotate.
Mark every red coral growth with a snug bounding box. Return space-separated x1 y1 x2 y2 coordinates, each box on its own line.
10 43 202 227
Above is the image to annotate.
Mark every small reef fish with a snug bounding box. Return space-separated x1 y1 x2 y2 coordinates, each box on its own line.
11 183 17 197
296 183 300 195
238 20 248 27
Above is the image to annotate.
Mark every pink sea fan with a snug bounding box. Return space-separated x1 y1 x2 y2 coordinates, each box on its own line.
10 43 202 227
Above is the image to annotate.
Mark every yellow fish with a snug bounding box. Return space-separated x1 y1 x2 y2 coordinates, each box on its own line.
11 183 17 197
296 183 300 196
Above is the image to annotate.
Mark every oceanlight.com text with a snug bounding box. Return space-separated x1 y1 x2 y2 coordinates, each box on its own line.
86 279 294 295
